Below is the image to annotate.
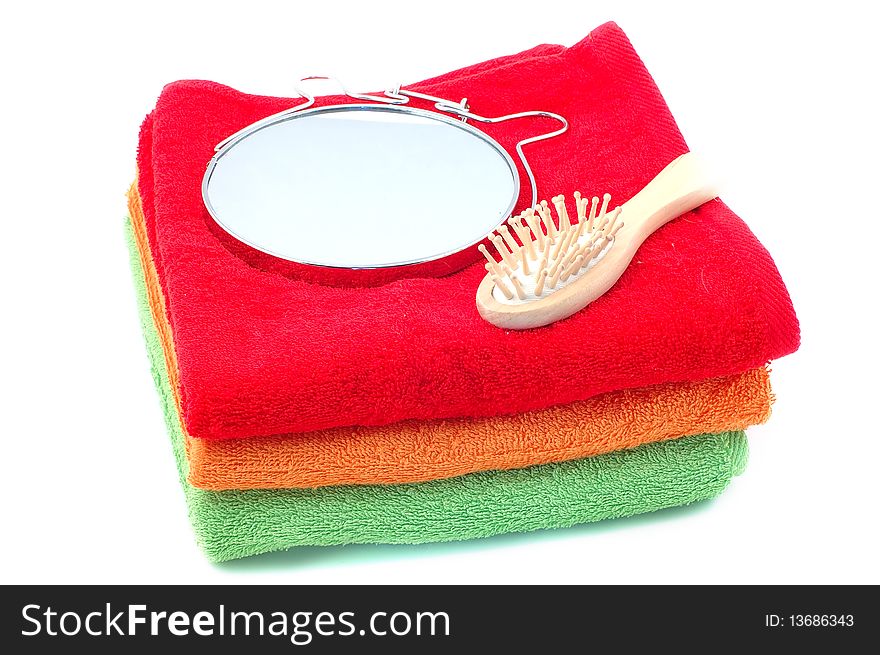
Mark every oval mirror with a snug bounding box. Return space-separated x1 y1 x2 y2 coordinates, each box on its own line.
203 104 520 269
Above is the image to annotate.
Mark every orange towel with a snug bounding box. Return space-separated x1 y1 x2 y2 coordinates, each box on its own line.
128 184 773 491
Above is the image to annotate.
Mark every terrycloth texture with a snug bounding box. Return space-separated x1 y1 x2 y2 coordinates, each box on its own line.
191 372 766 491
128 219 749 561
138 21 799 440
129 189 771 490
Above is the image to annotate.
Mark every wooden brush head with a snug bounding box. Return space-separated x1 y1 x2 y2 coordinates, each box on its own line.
475 153 719 330
478 192 623 304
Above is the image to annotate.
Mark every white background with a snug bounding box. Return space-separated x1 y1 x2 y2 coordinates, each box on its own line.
1 0 878 584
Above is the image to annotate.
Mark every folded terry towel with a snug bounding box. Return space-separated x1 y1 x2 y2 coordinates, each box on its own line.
129 191 771 490
138 21 798 441
129 218 748 561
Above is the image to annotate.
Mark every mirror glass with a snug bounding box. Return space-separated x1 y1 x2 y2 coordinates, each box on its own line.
203 105 520 269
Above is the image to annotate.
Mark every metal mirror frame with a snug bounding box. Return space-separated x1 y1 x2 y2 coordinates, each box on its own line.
202 76 569 270
203 104 521 269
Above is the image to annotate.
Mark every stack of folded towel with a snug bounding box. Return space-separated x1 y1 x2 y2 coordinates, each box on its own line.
127 22 799 562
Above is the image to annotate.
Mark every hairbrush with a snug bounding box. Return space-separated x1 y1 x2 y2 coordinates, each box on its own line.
475 153 719 329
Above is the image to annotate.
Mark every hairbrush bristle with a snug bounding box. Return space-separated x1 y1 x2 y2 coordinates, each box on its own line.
483 192 624 302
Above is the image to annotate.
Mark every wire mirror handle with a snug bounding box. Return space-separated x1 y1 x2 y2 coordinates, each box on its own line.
213 76 569 209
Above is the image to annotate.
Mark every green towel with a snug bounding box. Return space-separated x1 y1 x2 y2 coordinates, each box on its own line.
126 219 748 562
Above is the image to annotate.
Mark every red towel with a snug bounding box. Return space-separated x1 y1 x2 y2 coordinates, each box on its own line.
137 22 799 441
